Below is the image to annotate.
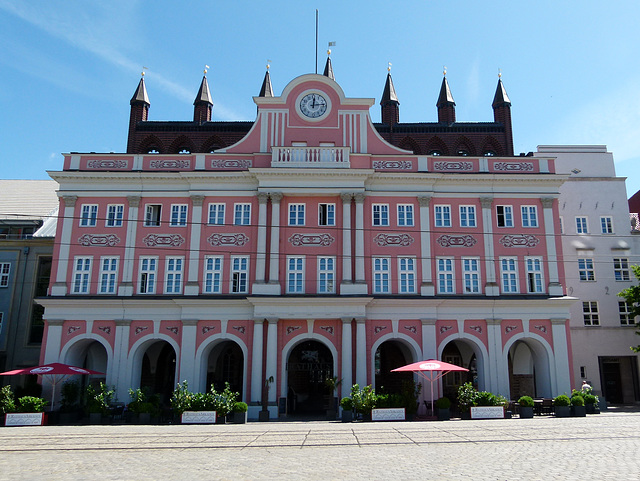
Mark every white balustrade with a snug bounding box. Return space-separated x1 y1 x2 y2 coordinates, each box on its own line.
271 147 350 168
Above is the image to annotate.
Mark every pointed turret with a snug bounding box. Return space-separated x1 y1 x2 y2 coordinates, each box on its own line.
258 67 274 97
127 73 150 153
492 74 514 156
323 54 335 81
193 70 213 123
436 71 456 123
380 69 399 126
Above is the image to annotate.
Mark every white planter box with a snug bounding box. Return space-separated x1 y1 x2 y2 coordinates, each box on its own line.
470 406 504 419
5 413 45 426
181 411 217 424
371 408 405 421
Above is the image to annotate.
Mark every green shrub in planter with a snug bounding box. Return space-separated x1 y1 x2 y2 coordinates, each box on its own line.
233 401 248 413
457 382 478 412
340 397 353 411
0 385 16 415
435 397 451 410
554 394 571 407
518 396 534 408
17 396 48 413
571 395 584 406
518 396 535 418
554 394 571 417
583 394 597 405
350 384 377 417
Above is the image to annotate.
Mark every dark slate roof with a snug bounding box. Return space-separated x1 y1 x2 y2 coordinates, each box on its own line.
134 121 254 132
130 77 150 105
259 70 274 97
374 122 505 134
492 78 511 107
380 72 399 104
323 57 335 81
436 77 456 107
194 75 213 106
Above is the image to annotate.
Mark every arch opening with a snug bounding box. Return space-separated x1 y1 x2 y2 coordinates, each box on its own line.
286 340 333 415
374 340 414 395
139 341 176 406
205 340 244 398
508 339 552 399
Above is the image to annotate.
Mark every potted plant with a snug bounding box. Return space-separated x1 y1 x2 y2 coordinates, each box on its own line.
571 394 586 417
435 396 451 421
324 377 342 420
553 394 571 417
259 376 274 422
232 401 248 424
517 395 535 419
85 382 114 424
351 384 377 421
59 381 81 424
401 380 422 421
583 393 599 414
456 382 478 419
1 385 17 421
127 388 159 424
212 382 238 424
340 397 353 423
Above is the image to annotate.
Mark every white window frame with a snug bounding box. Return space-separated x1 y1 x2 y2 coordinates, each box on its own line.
288 204 306 226
373 257 390 294
521 205 538 228
170 204 188 227
619 301 635 326
398 257 416 294
286 256 305 293
578 257 596 281
139 256 158 294
496 205 514 228
500 257 519 293
459 205 477 228
525 256 544 293
165 257 184 294
0 263 10 288
600 216 614 234
397 204 414 227
80 204 98 227
318 256 335 294
72 256 92 294
318 203 335 226
462 257 480 294
98 257 118 294
105 204 124 227
434 205 452 228
614 258 630 281
372 204 390 226
437 257 455 294
208 203 225 225
583 301 600 326
233 203 251 226
575 216 588 234
204 256 223 294
144 204 162 227
231 256 249 293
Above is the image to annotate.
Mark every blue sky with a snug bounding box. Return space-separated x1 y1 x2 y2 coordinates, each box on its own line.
1 0 639 197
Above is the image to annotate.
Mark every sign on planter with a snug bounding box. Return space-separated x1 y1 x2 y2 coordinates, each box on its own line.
5 413 45 426
470 406 504 419
371 408 405 421
181 411 217 424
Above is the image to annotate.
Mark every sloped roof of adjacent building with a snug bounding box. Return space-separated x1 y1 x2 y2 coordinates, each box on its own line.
0 180 59 221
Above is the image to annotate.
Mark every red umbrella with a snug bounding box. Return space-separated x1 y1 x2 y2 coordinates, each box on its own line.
392 359 469 416
0 363 104 410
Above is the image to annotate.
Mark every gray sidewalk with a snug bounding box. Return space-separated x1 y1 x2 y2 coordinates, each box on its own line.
1 412 640 480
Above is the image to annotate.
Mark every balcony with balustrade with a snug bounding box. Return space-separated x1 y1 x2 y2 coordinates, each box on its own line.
271 146 350 168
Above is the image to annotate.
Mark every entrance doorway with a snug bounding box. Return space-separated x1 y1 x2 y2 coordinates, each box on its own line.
374 340 413 395
287 340 333 415
440 341 477 401
599 356 640 404
206 341 244 397
140 341 176 406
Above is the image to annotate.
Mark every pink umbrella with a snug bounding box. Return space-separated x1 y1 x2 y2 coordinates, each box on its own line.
392 359 469 416
0 363 104 410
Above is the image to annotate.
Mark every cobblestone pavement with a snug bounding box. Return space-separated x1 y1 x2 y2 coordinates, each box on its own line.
1 412 640 480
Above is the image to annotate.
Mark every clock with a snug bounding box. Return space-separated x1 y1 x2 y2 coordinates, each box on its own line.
299 92 328 118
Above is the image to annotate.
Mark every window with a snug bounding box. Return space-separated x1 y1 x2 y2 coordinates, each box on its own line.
434 205 451 227
397 205 414 227
287 256 305 293
170 204 188 226
234 204 251 226
559 216 564 234
576 217 588 234
208 203 225 225
29 257 51 344
614 258 630 281
373 257 390 293
0 263 10 287
106 204 124 227
98 257 118 294
318 204 335 226
204 256 223 293
80 204 98 227
462 258 480 293
72 257 92 294
578 258 596 281
496 205 514 227
139 257 157 294
619 301 635 326
526 257 544 293
521 206 538 227
372 204 389 226
398 257 416 293
500 257 519 293
165 257 183 294
144 205 162 227
288 204 305 226
231 256 249 293
600 216 614 234
583 301 600 326
459 206 476 228
437 258 454 294
318 257 335 293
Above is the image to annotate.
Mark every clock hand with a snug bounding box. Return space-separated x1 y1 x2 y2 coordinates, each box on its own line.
312 96 316 108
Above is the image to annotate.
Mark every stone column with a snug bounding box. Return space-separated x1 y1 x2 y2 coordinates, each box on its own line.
51 196 77 295
355 317 367 386
178 319 198 388
418 196 434 296
340 193 353 285
253 192 269 287
113 320 131 402
119 196 141 296
268 193 283 290
184 196 204 295
480 197 499 296
485 318 505 396
341 317 353 397
541 197 563 295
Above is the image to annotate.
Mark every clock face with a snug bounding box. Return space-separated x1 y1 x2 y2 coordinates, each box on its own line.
299 92 328 118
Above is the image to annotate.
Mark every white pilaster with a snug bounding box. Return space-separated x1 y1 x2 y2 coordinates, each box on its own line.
184 196 204 295
354 193 366 286
253 192 269 289
267 193 282 293
178 319 198 389
485 318 506 396
250 319 264 405
113 320 131 402
52 196 76 295
541 197 563 295
119 196 140 296
42 320 64 363
266 318 278 405
551 318 572 395
421 318 437 359
340 193 353 287
418 196 434 296
480 197 499 296
355 317 367 386
341 317 353 397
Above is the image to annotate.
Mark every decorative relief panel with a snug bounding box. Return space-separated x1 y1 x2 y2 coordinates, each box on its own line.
499 234 540 248
232 326 246 335
493 162 534 172
404 326 417 334
87 159 128 169
149 159 190 169
202 326 216 334
439 325 453 334
319 326 334 335
374 326 387 334
505 325 518 334
287 326 301 335
142 234 185 247
68 326 81 335
373 233 414 247
211 159 252 169
533 324 547 334
98 326 111 335
135 326 149 335
289 233 334 247
372 160 412 170
436 235 477 247
469 325 483 334
207 233 249 247
78 234 121 247
433 161 473 171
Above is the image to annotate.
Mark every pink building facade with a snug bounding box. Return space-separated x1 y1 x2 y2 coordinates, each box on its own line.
40 73 575 417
